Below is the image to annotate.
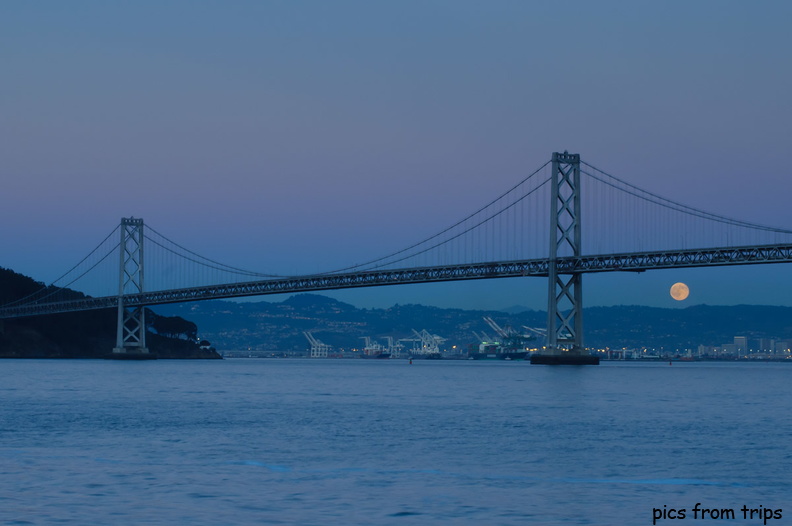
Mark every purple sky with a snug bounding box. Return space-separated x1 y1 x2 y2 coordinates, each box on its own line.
2 1 791 310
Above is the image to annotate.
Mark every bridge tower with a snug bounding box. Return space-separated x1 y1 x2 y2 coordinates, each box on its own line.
111 217 153 359
533 152 598 364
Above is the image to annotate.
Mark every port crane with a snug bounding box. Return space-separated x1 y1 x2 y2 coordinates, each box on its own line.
406 329 446 356
477 317 535 355
472 330 494 343
303 332 331 358
360 336 387 357
384 336 404 358
483 317 516 340
522 326 548 346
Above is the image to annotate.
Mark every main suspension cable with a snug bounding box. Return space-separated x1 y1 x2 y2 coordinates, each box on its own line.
144 225 286 278
0 225 121 308
581 161 792 234
358 176 552 271
324 160 551 274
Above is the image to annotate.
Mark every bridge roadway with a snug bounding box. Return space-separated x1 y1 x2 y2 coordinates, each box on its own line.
2 243 792 319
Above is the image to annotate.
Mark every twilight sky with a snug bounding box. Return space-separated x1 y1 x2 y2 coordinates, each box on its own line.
2 1 791 310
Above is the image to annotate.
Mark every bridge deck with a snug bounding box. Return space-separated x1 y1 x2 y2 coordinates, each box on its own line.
2 244 791 319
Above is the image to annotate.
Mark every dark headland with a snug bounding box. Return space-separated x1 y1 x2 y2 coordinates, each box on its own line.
0 267 221 359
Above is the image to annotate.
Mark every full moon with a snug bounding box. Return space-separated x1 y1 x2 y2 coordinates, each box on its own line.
670 282 690 301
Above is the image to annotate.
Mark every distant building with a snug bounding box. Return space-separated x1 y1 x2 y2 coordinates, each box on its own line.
721 343 738 356
733 336 748 355
759 338 775 352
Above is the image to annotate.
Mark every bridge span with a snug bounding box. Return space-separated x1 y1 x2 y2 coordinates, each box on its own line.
2 243 792 320
2 152 792 363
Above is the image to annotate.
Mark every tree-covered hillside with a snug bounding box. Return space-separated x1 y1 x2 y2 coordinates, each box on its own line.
0 267 219 358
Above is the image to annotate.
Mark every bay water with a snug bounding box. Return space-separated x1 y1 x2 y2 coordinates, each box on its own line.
1 359 789 525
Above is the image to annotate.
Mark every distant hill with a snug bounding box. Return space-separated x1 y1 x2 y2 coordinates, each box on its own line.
155 294 544 353
8 263 790 357
155 293 792 353
0 267 219 359
586 304 792 351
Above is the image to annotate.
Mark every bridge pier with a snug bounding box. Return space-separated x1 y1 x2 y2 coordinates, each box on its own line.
532 152 598 365
110 218 154 360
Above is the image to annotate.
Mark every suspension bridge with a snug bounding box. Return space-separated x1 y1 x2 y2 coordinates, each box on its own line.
2 152 792 363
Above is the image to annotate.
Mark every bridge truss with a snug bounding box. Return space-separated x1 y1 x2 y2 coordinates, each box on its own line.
3 243 792 319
